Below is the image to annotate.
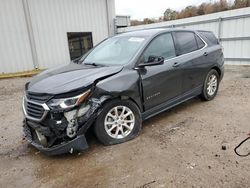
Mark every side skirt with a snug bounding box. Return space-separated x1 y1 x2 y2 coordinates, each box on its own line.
141 85 202 121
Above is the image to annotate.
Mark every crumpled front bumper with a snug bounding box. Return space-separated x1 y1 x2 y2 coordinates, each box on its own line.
23 121 88 156
22 96 110 155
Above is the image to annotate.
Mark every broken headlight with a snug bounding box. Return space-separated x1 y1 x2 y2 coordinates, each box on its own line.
48 89 91 110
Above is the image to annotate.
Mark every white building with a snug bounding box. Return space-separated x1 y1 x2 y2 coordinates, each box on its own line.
116 15 131 28
0 0 115 74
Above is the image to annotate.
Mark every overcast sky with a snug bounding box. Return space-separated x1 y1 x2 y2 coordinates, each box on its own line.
115 0 210 20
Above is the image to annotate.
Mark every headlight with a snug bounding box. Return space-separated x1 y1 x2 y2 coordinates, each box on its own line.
48 89 91 110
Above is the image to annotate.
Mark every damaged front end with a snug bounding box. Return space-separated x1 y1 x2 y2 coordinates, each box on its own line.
22 89 110 155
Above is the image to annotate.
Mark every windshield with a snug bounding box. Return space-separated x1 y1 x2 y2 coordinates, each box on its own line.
81 36 147 66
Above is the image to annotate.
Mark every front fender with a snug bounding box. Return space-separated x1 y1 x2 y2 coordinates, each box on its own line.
92 69 143 111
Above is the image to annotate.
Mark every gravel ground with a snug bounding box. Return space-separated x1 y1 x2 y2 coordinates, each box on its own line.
0 65 250 188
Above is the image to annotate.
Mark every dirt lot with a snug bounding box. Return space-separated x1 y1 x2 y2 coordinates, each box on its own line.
0 65 250 188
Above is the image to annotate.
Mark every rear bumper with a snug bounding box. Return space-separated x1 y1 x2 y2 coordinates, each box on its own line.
220 65 224 81
23 122 88 155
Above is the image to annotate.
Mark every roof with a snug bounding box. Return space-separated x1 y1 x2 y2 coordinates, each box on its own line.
117 28 198 38
118 28 167 37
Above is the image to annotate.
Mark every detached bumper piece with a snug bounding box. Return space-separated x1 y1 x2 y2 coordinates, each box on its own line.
23 121 88 155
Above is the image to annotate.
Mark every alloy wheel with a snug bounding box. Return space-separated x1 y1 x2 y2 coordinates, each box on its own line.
104 106 135 139
207 74 218 96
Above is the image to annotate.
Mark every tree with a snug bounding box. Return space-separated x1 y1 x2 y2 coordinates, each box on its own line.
177 6 198 19
234 0 250 8
143 18 155 24
197 3 206 15
131 20 143 26
219 0 229 11
164 8 178 21
203 3 215 14
132 0 250 27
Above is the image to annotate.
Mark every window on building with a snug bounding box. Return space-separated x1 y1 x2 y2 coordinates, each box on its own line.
174 31 198 55
67 32 93 60
143 33 176 61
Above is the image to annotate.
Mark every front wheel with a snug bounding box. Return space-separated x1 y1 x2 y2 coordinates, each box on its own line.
94 99 142 145
201 69 220 101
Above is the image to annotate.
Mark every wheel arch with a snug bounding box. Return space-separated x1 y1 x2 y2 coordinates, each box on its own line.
211 66 221 78
99 95 142 112
93 69 143 112
120 95 142 112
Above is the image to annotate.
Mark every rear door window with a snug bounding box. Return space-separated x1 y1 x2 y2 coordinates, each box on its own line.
143 33 176 61
173 31 199 55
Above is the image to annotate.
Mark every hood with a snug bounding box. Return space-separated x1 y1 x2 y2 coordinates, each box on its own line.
27 63 123 95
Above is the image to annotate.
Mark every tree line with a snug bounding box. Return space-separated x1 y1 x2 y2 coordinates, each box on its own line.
131 0 250 26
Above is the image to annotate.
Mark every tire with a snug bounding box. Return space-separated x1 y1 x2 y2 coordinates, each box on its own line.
201 69 220 101
94 99 142 145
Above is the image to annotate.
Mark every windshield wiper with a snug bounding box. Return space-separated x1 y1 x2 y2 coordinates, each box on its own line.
84 62 106 67
85 62 97 66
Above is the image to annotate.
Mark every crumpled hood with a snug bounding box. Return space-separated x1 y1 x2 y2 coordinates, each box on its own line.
27 63 123 95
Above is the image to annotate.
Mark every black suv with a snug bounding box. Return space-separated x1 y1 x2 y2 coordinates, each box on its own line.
23 29 224 155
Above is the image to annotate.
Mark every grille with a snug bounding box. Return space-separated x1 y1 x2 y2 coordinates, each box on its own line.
25 101 45 119
26 92 52 103
23 96 49 121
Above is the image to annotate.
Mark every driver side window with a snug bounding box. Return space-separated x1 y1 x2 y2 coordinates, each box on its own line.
143 33 176 62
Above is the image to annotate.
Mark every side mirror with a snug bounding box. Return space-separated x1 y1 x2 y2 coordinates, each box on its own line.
138 56 164 67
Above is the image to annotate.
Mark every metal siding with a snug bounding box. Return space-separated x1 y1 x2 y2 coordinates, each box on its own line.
0 0 34 74
28 0 111 69
222 40 250 58
0 0 115 73
221 17 250 38
107 0 116 35
116 16 131 27
117 7 250 65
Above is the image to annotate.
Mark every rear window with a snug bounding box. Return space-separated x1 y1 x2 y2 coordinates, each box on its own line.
199 31 219 45
174 31 199 55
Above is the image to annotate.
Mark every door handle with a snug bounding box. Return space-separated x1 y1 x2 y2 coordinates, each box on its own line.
173 62 180 67
203 52 208 56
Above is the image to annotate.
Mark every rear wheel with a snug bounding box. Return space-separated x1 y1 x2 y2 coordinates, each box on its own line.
201 69 219 101
94 99 142 145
